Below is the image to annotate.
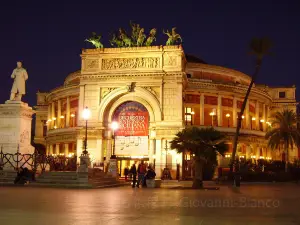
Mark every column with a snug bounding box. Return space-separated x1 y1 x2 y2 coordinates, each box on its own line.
78 85 85 126
57 99 61 128
46 145 50 155
49 145 53 155
245 101 250 129
76 139 83 158
55 144 60 155
106 130 112 159
200 94 204 125
149 139 153 164
233 97 237 127
64 143 69 156
246 145 251 159
47 104 51 131
96 139 103 162
256 145 260 159
66 97 70 127
266 105 270 122
262 103 266 131
255 100 260 130
51 102 55 129
155 139 162 178
217 95 222 126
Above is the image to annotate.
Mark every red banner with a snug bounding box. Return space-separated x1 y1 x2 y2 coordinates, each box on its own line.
112 101 149 136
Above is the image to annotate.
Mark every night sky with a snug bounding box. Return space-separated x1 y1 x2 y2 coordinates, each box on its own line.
1 1 300 107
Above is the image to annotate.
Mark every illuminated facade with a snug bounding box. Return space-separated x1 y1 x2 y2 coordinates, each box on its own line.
34 46 298 178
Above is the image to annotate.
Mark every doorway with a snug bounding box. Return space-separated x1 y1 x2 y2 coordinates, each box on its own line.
117 157 149 177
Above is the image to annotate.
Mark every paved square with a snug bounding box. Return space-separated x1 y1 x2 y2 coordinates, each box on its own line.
0 184 300 225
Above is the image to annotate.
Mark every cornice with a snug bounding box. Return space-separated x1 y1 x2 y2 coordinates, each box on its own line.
186 63 251 84
81 45 183 55
46 85 80 102
186 80 272 102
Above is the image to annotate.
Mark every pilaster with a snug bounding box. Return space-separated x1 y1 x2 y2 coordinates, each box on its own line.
233 97 237 127
217 95 222 126
200 93 204 125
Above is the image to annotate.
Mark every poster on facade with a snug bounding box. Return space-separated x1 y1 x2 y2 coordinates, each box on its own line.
112 101 149 156
114 136 148 156
112 101 149 136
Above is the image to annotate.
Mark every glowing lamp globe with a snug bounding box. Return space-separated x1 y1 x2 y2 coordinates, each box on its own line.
111 121 119 131
82 107 91 120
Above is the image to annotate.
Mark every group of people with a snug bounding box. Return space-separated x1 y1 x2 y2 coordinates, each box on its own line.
14 167 33 185
126 161 156 188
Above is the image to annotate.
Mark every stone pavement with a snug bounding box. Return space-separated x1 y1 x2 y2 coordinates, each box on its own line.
0 184 300 225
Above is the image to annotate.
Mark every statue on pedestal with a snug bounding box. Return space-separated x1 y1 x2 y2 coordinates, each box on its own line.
10 61 28 101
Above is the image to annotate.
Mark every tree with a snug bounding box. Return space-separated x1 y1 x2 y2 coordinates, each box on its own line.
230 38 273 172
170 127 227 188
265 109 300 172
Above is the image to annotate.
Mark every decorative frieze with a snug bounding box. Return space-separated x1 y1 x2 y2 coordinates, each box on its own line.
85 59 99 70
163 53 177 67
101 57 160 70
47 134 77 143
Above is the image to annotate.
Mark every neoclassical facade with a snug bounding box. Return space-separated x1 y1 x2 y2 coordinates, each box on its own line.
34 45 298 178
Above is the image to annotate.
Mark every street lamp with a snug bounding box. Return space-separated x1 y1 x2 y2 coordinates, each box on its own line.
82 106 91 155
226 113 230 127
111 121 119 159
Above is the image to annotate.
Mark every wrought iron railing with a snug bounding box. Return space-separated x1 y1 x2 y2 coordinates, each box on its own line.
0 148 77 172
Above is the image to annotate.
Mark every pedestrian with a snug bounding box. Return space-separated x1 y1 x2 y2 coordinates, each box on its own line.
130 163 137 188
137 161 147 188
144 165 156 187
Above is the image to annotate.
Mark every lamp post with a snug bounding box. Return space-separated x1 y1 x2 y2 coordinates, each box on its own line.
110 121 118 159
82 106 91 155
226 113 230 127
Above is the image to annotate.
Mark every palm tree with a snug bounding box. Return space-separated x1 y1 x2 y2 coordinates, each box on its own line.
170 127 227 188
230 38 273 172
265 109 300 172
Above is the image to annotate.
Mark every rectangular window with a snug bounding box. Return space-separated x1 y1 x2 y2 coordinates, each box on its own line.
279 91 286 98
185 114 192 122
184 107 193 125
185 107 192 114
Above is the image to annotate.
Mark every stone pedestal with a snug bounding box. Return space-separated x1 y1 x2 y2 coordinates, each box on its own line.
107 159 118 178
78 155 91 172
0 101 35 155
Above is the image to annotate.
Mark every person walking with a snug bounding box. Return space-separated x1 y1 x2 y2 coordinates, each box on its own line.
137 161 147 188
130 163 137 188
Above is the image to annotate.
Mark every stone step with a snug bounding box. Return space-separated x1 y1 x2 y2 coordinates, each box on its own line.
38 175 79 180
38 172 78 176
94 183 129 189
91 181 120 186
36 179 88 184
29 182 93 189
89 177 118 182
38 172 79 177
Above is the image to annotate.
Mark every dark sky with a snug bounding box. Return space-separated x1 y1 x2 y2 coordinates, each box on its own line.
1 0 300 107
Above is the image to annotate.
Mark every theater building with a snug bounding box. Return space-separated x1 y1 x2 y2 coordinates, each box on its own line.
34 45 298 178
